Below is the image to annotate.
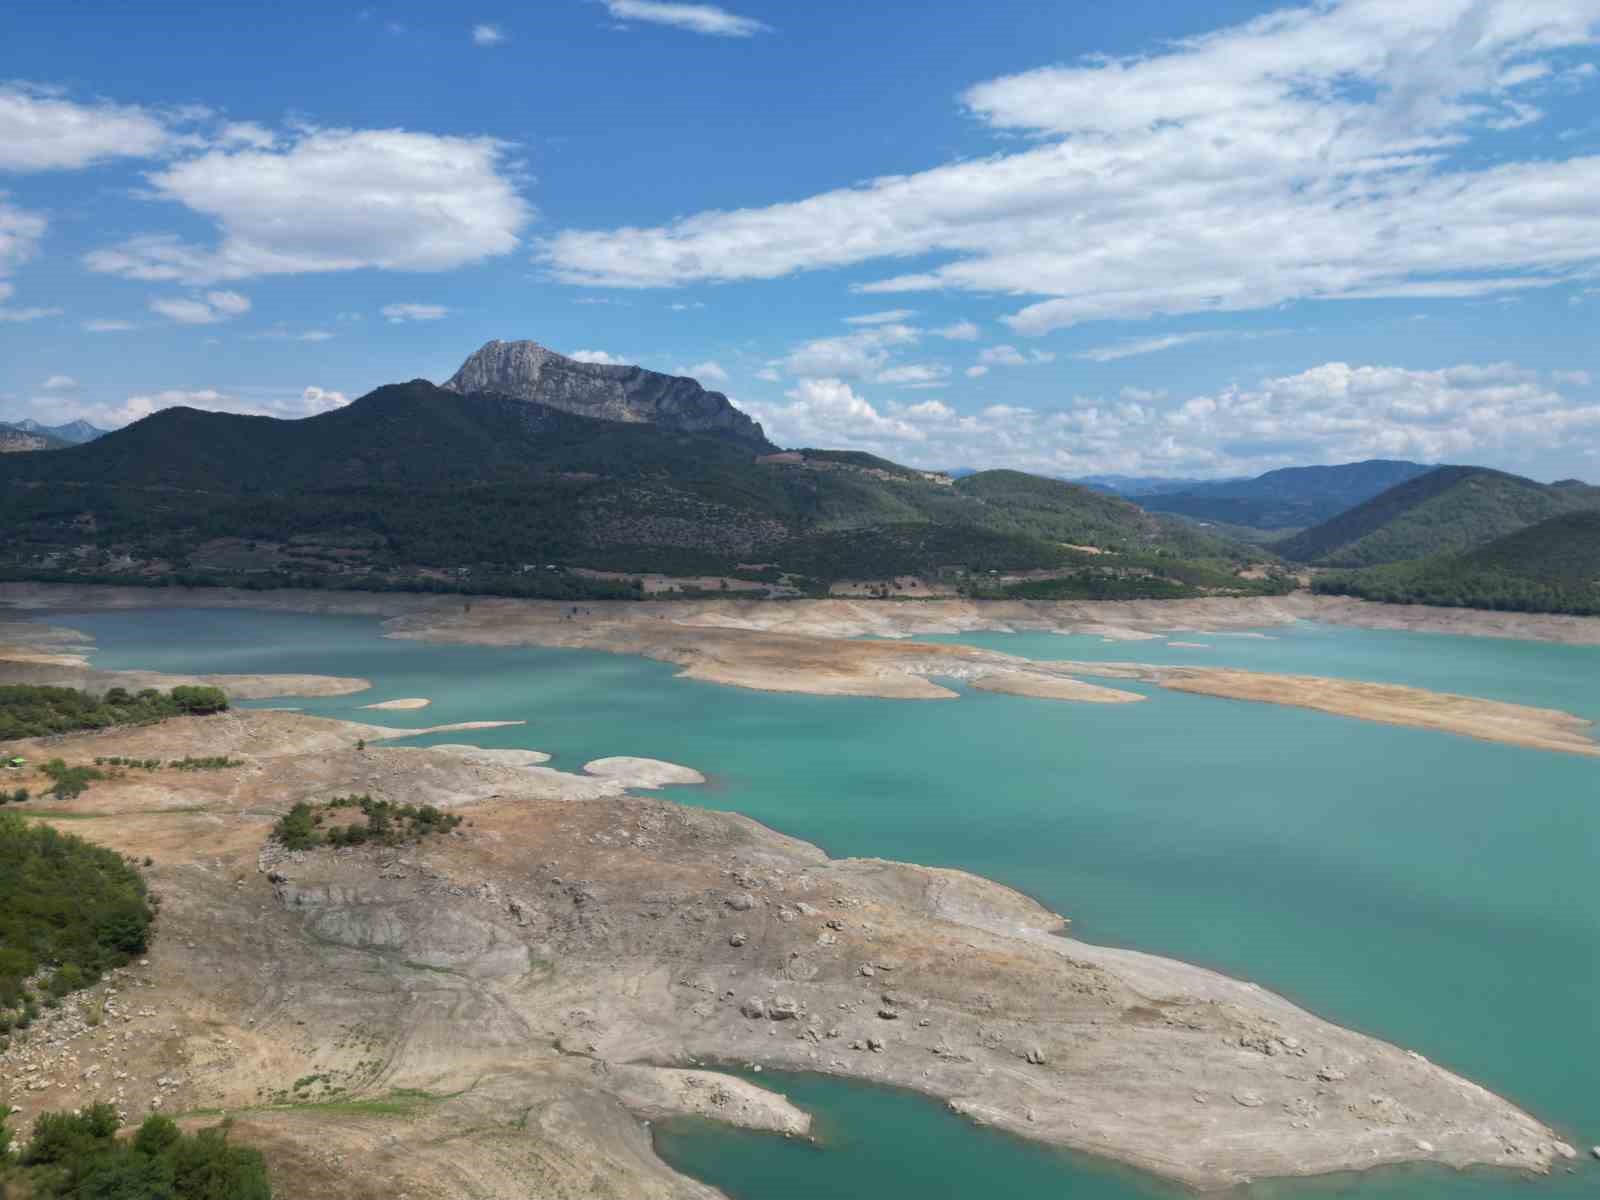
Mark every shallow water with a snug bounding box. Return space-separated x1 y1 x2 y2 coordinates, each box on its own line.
50 607 1600 1197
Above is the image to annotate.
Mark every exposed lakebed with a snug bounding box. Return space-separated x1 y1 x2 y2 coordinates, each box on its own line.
49 607 1600 1197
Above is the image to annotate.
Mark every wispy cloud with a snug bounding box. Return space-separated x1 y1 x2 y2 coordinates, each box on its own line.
381 303 449 323
601 0 770 38
149 290 251 325
472 23 506 45
541 2 1600 336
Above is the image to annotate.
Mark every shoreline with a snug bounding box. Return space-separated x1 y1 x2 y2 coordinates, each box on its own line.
2 584 1596 757
0 704 1574 1192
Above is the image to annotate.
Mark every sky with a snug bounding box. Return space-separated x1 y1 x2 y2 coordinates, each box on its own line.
1 0 1598 481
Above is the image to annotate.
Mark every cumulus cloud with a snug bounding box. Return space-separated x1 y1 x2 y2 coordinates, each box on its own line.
676 359 729 382
743 360 1600 477
932 320 979 341
776 323 920 378
570 349 627 364
381 303 449 323
0 83 176 172
965 365 989 379
42 375 76 390
472 23 506 45
601 1 770 37
540 1 1600 334
86 127 530 283
149 290 251 325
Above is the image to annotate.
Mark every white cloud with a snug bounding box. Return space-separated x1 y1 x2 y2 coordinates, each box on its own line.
570 349 627 364
601 1 770 37
741 378 931 447
149 290 251 325
874 363 950 389
42 375 76 391
0 304 61 323
754 366 781 382
1075 332 1227 362
965 365 989 379
0 198 47 278
472 23 506 45
540 1 1600 334
0 83 175 172
843 309 916 326
86 127 530 283
83 319 136 332
299 386 349 412
381 302 449 323
977 344 1055 367
776 323 920 378
932 320 979 341
1553 369 1593 386
676 359 729 383
738 360 1600 478
669 301 706 310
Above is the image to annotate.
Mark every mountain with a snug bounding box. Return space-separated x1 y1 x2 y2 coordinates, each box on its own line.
1277 466 1600 567
1076 473 1232 497
0 378 1278 601
443 339 772 448
0 422 68 453
1133 460 1434 530
14 417 106 445
1315 510 1600 615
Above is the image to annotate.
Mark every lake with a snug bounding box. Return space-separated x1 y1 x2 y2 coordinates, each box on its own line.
47 606 1600 1198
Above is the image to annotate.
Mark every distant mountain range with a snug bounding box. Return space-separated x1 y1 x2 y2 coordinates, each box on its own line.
1131 460 1436 531
0 417 107 451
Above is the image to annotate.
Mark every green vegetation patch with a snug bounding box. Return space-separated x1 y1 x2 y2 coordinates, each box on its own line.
0 810 153 1012
0 1106 271 1199
0 683 229 743
273 794 462 851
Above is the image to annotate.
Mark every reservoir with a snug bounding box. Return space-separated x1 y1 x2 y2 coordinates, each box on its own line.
50 606 1600 1198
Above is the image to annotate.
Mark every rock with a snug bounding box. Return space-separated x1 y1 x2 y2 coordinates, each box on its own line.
726 892 756 912
766 997 801 1021
1591 1145 1600 1160
1024 1046 1046 1065
443 340 772 447
1233 1091 1265 1108
858 965 875 977
1316 1066 1347 1082
867 1037 885 1053
878 1008 900 1020
728 932 748 947
739 997 766 1020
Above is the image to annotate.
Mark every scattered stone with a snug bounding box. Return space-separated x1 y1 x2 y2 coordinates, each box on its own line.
766 996 801 1021
858 965 875 977
728 932 748 947
1024 1046 1046 1065
726 892 756 912
1317 1066 1348 1083
739 997 766 1020
867 1037 885 1053
1233 1091 1265 1108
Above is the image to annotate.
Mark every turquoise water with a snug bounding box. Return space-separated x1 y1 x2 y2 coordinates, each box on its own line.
45 607 1600 1197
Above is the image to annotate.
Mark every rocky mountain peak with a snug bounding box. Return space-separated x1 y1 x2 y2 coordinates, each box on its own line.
442 339 772 448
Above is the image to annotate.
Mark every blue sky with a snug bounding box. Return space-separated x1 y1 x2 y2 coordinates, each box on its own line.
2 0 1598 480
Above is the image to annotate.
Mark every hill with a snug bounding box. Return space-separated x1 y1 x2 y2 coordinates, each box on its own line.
0 380 1280 601
1314 510 1600 615
1134 460 1433 531
1275 467 1600 567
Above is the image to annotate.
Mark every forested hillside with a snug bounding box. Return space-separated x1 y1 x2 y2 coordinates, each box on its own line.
1276 467 1600 567
1315 510 1600 614
1135 460 1433 531
0 382 1282 601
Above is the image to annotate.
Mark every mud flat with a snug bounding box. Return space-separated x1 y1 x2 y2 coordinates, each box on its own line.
0 705 1575 1195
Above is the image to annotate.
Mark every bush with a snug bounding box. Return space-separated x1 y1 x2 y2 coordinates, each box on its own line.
0 812 153 1007
6 1107 272 1198
0 683 230 742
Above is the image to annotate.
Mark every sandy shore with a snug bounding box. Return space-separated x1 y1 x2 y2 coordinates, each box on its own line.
0 706 1573 1194
1 586 1595 758
360 696 431 710
583 756 708 788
